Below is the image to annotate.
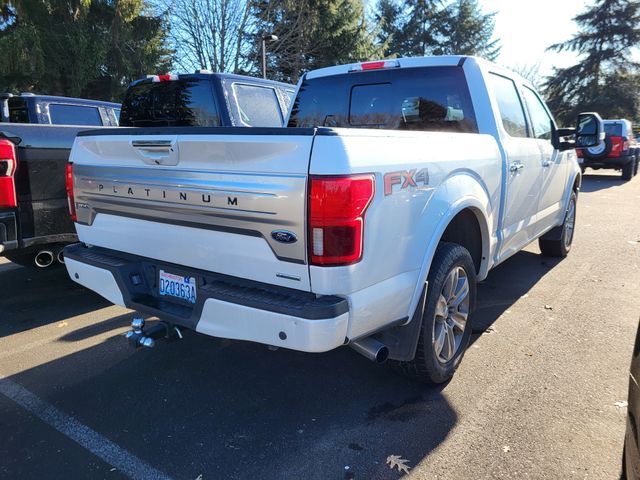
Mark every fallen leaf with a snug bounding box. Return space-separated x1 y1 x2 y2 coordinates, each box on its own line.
615 401 628 409
544 305 553 310
387 455 411 474
57 321 68 328
503 446 511 453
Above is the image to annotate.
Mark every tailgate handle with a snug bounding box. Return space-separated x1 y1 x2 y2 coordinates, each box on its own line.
131 139 178 165
132 140 173 149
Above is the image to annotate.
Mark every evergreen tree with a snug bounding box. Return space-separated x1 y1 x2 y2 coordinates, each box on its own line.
543 0 640 124
249 0 382 83
432 0 500 60
0 0 171 101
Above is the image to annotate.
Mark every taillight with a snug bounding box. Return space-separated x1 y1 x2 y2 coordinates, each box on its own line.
65 162 76 221
309 175 375 266
0 138 17 208
610 136 624 157
575 148 583 158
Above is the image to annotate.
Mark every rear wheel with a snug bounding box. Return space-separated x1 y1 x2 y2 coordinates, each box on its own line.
623 158 635 181
539 192 577 257
389 242 476 384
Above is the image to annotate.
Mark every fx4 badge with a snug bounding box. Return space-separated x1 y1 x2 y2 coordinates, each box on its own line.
384 168 429 195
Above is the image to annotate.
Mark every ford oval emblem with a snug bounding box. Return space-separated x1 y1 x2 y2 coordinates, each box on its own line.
271 230 298 244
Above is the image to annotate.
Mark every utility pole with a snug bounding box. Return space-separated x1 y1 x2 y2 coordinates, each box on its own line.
262 34 278 79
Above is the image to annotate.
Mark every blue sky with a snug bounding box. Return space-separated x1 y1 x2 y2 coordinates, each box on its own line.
483 0 589 77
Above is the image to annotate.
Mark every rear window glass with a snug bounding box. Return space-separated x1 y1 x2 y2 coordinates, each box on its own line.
288 66 478 133
120 79 220 127
49 104 102 126
232 83 283 127
7 98 29 123
604 123 623 137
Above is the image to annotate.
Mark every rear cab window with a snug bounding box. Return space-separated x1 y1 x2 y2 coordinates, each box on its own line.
288 66 478 133
231 83 283 127
120 78 220 127
49 103 103 126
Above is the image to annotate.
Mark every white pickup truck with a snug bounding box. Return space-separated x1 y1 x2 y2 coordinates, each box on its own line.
63 56 602 384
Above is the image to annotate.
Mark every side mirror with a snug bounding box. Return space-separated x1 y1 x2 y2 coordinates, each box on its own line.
575 112 604 148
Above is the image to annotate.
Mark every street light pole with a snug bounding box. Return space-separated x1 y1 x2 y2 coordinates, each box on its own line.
262 34 278 79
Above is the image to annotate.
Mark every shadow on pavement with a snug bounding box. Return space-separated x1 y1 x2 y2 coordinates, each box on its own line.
580 172 627 192
0 263 110 337
1 248 564 479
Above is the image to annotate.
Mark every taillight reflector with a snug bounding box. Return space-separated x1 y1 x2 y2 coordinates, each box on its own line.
65 162 76 221
0 138 17 209
309 175 375 266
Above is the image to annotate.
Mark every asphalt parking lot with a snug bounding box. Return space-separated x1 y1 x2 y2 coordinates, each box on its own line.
1 171 639 480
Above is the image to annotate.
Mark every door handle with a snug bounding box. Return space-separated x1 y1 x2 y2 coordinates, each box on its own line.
542 160 552 168
509 162 525 173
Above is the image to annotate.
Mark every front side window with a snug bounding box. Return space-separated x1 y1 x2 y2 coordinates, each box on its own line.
489 73 528 138
288 66 478 133
49 104 102 126
522 87 553 141
232 84 283 127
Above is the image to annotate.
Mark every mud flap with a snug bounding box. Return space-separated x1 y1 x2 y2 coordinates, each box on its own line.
375 283 427 362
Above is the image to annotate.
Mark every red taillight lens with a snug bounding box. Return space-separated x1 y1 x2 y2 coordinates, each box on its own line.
309 174 375 266
610 136 624 157
65 162 76 221
575 148 583 158
0 139 17 208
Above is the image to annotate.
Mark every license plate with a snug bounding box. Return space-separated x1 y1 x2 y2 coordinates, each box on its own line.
159 270 197 304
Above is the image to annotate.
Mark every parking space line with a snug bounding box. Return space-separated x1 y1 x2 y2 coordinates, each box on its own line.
0 375 173 480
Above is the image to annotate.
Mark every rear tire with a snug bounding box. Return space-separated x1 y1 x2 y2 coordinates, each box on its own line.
623 159 635 181
539 192 577 257
389 242 476 384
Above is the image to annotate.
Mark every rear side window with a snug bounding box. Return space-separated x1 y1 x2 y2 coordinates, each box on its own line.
489 74 528 138
120 79 220 127
49 104 102 126
232 83 283 127
604 123 623 137
7 98 29 123
288 66 478 133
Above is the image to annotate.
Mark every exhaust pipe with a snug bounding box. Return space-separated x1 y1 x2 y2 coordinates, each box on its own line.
56 249 65 264
34 250 55 268
350 337 389 364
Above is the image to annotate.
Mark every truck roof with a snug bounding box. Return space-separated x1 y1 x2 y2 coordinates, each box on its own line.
304 55 532 88
128 72 294 90
0 92 119 108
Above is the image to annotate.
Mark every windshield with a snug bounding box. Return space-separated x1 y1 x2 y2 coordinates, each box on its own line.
120 78 220 127
288 66 478 133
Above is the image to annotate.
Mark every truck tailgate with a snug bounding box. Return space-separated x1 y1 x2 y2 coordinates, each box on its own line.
70 128 314 290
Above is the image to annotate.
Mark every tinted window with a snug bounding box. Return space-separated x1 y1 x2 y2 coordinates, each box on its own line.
489 74 528 138
49 104 102 126
522 87 553 141
288 66 478 133
604 123 623 137
7 98 29 123
232 84 282 127
120 79 220 127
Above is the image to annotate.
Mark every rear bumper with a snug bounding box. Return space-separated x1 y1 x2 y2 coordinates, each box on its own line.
64 244 349 352
580 154 634 169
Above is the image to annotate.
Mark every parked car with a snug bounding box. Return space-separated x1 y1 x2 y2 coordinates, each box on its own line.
1 93 120 126
119 72 295 127
63 56 601 384
1 74 294 269
576 119 638 180
622 319 640 479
